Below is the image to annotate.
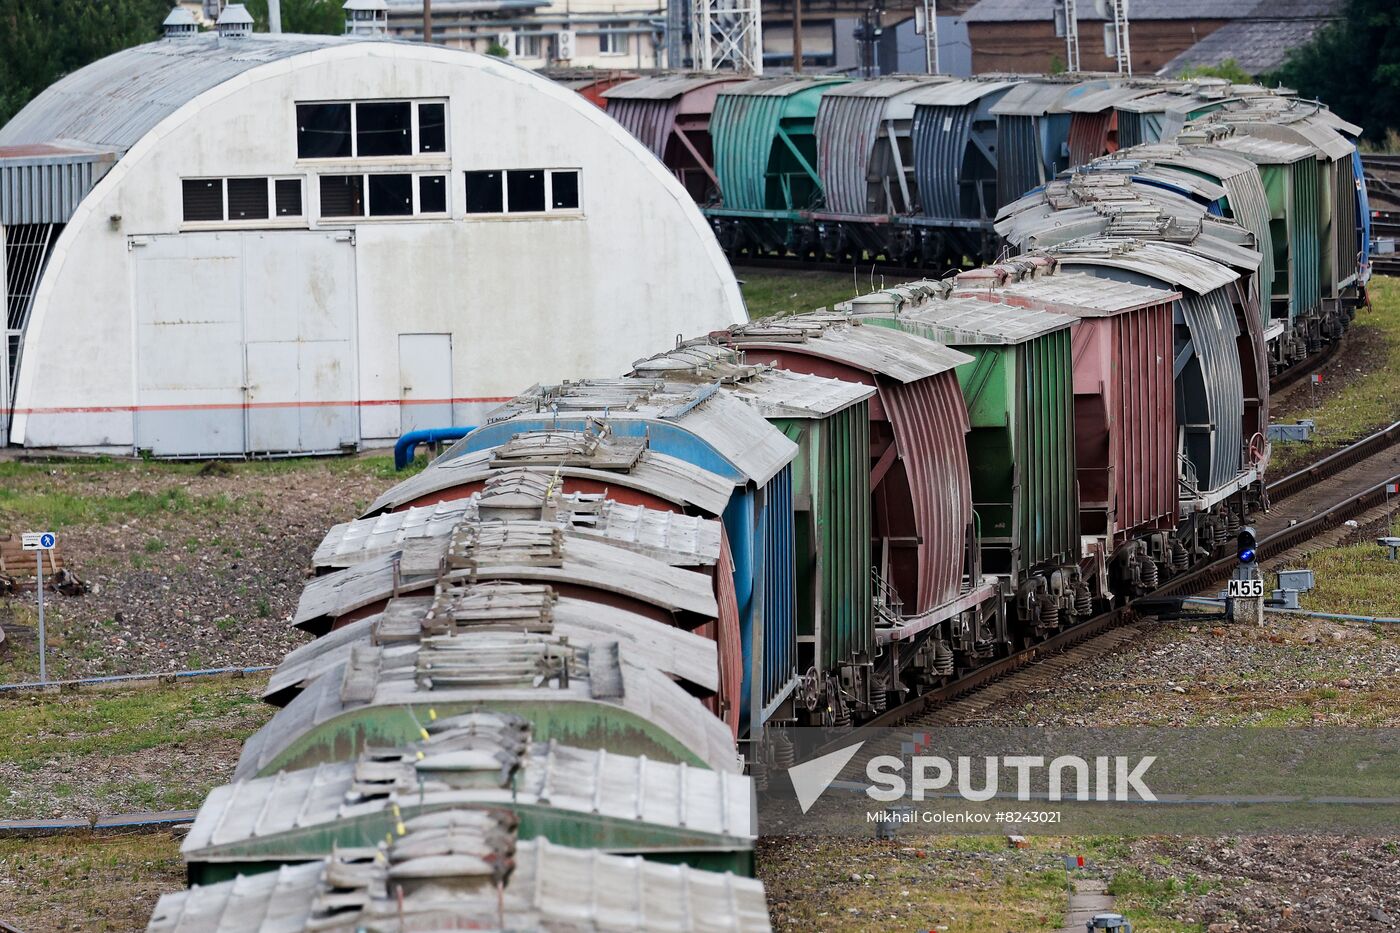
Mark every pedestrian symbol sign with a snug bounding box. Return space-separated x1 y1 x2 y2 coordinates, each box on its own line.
21 532 56 550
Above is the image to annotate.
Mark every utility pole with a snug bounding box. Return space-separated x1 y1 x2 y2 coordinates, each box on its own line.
1054 0 1080 73
792 0 804 73
1110 0 1131 75
922 0 938 74
423 0 433 44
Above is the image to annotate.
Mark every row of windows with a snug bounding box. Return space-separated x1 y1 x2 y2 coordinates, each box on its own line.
465 169 579 214
320 173 448 218
182 177 303 222
296 100 447 160
181 170 581 223
509 32 629 58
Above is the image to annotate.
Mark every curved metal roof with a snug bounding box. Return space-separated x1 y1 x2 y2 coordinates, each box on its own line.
369 430 738 517
0 33 368 154
723 313 972 383
601 73 743 101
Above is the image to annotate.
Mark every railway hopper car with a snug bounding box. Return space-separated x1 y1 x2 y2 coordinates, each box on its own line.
845 290 1087 635
273 579 719 710
708 76 849 255
453 380 800 738
719 314 1005 721
602 74 746 203
994 173 1272 456
1019 241 1265 544
150 810 770 932
630 347 876 720
184 712 755 884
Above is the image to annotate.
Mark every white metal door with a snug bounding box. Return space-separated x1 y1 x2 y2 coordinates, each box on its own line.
133 231 357 456
132 233 246 455
398 333 453 434
244 341 300 453
242 233 357 453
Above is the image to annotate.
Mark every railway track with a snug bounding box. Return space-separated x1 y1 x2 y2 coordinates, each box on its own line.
867 419 1400 730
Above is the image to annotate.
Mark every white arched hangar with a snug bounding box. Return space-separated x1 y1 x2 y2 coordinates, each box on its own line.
0 27 743 456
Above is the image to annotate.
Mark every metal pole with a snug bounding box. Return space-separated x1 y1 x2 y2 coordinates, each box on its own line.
36 551 45 684
925 0 939 75
423 0 433 43
267 0 281 32
792 0 803 73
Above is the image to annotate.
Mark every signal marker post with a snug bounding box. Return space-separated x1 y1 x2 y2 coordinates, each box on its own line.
20 532 57 683
1227 526 1264 626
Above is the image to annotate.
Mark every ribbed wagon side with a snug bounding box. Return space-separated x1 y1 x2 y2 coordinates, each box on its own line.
988 273 1181 550
877 297 1079 582
907 79 1016 223
710 77 848 213
602 74 745 203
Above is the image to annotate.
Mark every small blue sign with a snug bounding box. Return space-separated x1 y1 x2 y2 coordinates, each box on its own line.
39 533 55 549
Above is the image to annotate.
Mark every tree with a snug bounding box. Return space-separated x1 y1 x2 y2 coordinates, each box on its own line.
1272 0 1400 145
0 0 174 127
1178 58 1253 85
244 0 343 35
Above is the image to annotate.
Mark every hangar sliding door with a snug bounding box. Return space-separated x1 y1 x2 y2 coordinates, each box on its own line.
132 233 247 456
132 231 357 456
242 233 356 454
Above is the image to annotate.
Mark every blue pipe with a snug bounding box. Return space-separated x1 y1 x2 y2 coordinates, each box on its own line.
394 427 474 470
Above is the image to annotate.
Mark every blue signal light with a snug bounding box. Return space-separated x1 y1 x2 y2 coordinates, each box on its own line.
1239 548 1255 563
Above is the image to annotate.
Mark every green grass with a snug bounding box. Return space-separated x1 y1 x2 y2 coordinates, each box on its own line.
1270 275 1400 473
0 834 184 932
1292 514 1400 618
736 268 868 318
0 679 269 764
1108 868 1212 933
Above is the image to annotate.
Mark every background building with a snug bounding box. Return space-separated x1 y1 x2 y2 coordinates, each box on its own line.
383 0 668 70
0 21 743 456
962 0 1343 76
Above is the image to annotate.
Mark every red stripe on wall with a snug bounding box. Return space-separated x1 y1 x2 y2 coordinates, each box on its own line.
5 397 515 417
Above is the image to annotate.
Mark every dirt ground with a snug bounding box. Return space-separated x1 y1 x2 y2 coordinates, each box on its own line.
0 458 391 680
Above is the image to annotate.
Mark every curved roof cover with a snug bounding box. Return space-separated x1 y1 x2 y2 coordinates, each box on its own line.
236 632 741 778
0 34 368 155
368 431 738 518
723 313 973 383
153 811 769 933
602 73 747 101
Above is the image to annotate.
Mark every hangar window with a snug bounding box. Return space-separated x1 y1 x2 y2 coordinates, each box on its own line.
464 168 582 215
465 171 504 213
418 103 446 153
297 103 353 158
276 179 304 217
227 177 270 220
320 174 365 217
419 175 448 214
357 101 413 158
368 173 413 216
551 170 580 210
182 179 224 222
506 170 546 213
297 99 450 159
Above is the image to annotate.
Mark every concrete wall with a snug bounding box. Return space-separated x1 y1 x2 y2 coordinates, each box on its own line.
11 43 743 453
968 18 1228 75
